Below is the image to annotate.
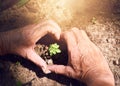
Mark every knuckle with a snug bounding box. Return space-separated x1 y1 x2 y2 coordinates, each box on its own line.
54 67 59 74
65 67 73 78
46 20 55 24
62 31 70 38
71 27 80 31
79 30 86 35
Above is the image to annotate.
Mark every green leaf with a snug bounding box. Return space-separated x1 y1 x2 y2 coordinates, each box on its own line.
53 43 59 48
56 49 61 53
53 50 57 55
49 43 61 56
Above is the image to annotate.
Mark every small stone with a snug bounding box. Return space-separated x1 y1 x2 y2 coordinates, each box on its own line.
45 52 49 56
45 46 48 50
113 60 120 66
47 59 53 65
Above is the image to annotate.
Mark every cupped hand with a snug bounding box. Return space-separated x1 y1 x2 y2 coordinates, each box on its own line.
48 28 114 86
0 20 61 73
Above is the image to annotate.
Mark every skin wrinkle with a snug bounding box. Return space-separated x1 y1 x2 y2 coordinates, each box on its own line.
79 53 92 80
85 64 102 82
85 54 113 85
85 66 114 86
65 66 73 78
75 29 114 85
73 30 114 84
75 54 84 80
84 68 99 84
80 46 104 81
67 29 94 80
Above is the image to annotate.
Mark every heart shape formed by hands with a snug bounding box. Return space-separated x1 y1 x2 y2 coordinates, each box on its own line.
0 20 114 86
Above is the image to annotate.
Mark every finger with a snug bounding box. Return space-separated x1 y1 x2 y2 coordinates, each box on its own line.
43 20 61 40
61 30 77 51
26 49 51 74
48 65 75 78
61 30 79 63
71 28 91 42
33 20 61 42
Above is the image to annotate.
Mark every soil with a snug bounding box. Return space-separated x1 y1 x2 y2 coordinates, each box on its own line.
34 44 66 65
0 0 120 86
34 44 53 65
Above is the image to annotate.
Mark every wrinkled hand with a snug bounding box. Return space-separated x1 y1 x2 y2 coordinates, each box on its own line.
0 20 61 73
48 28 114 86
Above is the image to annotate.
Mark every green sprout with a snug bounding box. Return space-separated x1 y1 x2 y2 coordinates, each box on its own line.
48 43 61 56
92 17 97 24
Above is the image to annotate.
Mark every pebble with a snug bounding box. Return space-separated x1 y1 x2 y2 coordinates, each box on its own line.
47 59 53 65
113 59 120 66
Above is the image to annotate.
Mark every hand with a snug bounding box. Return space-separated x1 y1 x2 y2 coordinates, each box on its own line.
0 20 61 74
48 28 114 86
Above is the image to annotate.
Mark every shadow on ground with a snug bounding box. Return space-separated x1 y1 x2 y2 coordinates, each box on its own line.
0 54 86 86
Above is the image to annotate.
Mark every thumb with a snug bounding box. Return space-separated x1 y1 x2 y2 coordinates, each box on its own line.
26 49 51 74
48 65 75 78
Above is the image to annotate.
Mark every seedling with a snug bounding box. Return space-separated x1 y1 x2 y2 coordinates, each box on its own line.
92 17 97 24
48 43 61 56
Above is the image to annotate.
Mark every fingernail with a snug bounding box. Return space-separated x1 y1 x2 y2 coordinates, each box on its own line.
56 34 60 40
42 66 51 74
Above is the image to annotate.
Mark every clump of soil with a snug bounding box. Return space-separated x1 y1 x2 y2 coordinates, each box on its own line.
34 44 53 65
